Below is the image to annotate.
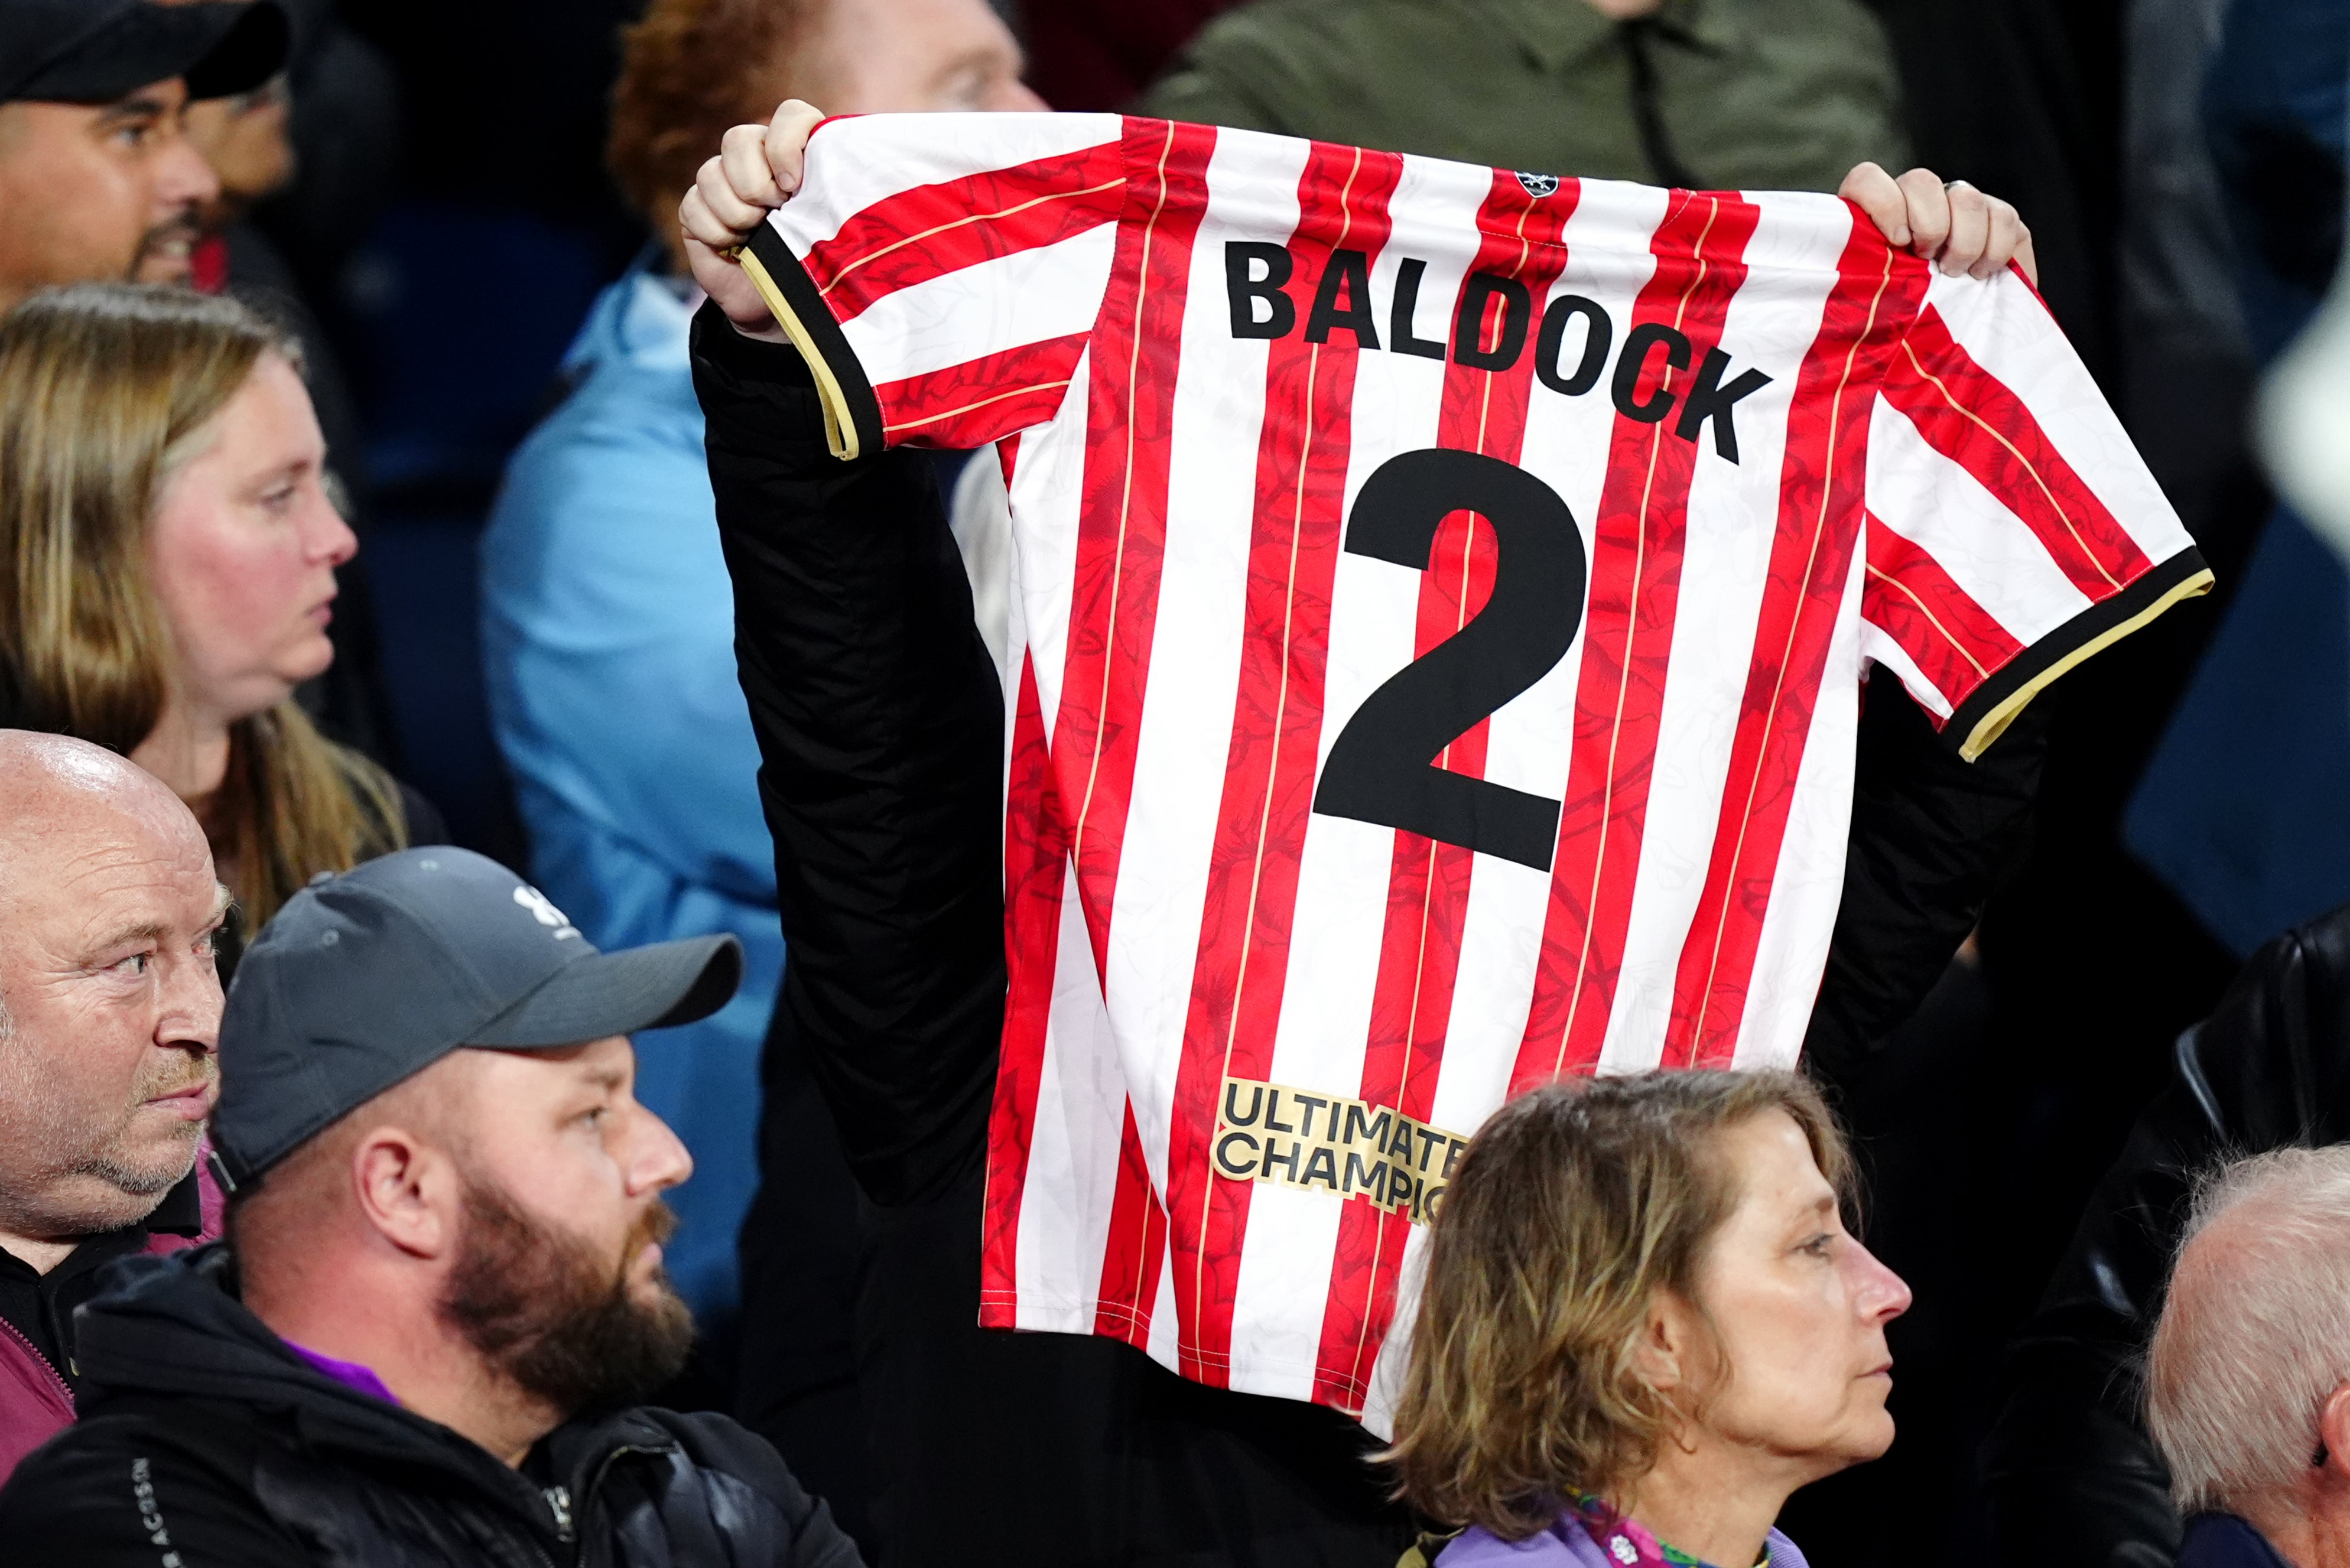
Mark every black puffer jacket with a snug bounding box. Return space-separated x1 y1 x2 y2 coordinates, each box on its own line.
0 1246 863 1568
1984 904 2350 1567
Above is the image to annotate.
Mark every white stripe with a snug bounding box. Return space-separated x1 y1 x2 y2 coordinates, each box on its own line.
1357 1225 1430 1439
1733 545 1868 1066
1865 401 2095 650
1012 860 1129 1326
782 112 1122 251
1920 269 2191 567
838 224 1117 386
1145 1240 1182 1364
993 447 1028 836
1007 350 1094 744
1858 624 1954 719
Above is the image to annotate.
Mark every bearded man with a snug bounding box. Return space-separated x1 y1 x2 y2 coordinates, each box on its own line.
0 846 863 1567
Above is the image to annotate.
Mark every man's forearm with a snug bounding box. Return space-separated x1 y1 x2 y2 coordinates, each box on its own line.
694 304 1007 1207
1805 676 2047 1079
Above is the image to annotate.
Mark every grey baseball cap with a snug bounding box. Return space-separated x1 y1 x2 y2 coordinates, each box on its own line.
212 847 741 1188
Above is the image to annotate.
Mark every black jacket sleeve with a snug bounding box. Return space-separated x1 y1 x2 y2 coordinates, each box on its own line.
693 303 1006 1209
652 1408 868 1568
0 1412 312 1568
1803 674 2047 1081
1982 906 2350 1567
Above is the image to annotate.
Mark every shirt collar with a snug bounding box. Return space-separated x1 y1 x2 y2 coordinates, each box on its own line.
1487 0 1744 73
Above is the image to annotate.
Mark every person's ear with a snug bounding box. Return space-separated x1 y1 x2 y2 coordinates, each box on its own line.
1632 1290 1700 1395
2317 1384 2350 1486
349 1127 459 1261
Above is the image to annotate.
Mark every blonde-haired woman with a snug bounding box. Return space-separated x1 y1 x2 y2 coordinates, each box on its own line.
1388 1071 1911 1568
0 284 434 941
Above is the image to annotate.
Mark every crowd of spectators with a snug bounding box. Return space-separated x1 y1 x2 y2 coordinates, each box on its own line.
0 1 2345 1566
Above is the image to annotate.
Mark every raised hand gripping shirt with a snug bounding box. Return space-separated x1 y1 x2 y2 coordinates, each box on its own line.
739 112 2211 1433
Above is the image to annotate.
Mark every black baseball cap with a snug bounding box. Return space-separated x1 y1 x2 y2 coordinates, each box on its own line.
2 0 288 106
211 847 743 1189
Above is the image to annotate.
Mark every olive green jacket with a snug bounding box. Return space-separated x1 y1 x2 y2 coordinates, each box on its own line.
1139 0 1909 194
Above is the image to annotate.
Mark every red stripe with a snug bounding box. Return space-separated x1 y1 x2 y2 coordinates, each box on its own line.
1312 171 1578 1412
1878 305 2153 598
1162 141 1406 1386
1507 191 1764 1095
873 332 1091 449
1860 510 2026 715
805 137 1127 321
979 653 1070 1326
1043 117 1218 1341
1659 230 1932 1069
1092 1101 1169 1345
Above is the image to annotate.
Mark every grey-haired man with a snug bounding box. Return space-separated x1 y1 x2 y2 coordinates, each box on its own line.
2147 1146 2350 1568
0 845 863 1567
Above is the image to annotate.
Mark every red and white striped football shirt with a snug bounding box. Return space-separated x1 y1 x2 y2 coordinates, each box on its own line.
742 112 2210 1431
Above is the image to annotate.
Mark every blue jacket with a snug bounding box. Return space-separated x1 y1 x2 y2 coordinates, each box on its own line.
482 269 779 1320
2124 0 2350 955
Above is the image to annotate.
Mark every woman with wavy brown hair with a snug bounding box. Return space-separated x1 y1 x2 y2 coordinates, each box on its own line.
1386 1071 1912 1568
0 284 431 940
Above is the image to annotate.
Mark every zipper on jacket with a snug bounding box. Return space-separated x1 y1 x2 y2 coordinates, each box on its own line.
0 1312 73 1406
544 1484 574 1544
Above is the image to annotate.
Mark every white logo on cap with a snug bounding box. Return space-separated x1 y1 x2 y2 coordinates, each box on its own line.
513 885 581 939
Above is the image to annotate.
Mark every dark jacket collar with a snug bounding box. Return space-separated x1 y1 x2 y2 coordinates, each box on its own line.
144 1166 204 1238
71 1245 679 1520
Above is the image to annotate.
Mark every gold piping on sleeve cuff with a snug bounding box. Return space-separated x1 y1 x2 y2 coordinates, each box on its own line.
1956 566 2215 760
736 244 861 461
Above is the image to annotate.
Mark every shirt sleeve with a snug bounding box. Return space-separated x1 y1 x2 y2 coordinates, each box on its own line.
1858 268 2214 760
738 111 1131 460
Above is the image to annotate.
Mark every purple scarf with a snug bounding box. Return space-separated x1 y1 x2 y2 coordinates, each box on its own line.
1433 1499 1810 1568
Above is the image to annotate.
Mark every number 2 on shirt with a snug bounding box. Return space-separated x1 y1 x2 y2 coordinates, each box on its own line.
1312 447 1587 873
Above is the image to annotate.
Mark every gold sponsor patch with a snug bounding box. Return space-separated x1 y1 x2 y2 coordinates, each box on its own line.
1211 1076 1469 1225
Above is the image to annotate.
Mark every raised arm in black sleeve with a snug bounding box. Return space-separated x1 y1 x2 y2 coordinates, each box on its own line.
693 300 1005 1208
1983 905 2350 1567
1803 673 2049 1083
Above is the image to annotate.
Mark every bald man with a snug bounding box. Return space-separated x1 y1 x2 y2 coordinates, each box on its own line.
0 729 228 1481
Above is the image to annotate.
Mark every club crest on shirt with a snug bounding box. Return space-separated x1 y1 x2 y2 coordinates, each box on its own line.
1516 171 1561 197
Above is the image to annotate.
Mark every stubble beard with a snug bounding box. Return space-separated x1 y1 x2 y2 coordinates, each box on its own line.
436 1171 695 1420
0 1020 210 1237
